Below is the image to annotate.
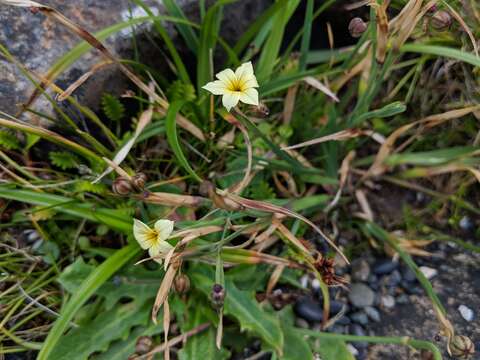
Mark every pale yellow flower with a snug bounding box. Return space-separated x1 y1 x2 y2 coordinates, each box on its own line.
202 61 259 112
133 218 174 263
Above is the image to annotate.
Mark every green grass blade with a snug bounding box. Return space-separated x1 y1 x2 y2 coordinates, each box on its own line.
256 0 300 83
232 0 289 56
132 0 191 85
37 243 140 360
0 187 131 232
299 0 314 71
162 0 199 54
401 43 480 67
165 101 203 183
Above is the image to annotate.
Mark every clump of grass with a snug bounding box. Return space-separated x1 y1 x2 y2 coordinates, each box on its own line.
0 0 478 359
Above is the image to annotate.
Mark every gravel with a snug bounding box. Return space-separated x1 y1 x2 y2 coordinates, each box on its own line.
458 305 474 322
373 259 399 275
349 283 375 308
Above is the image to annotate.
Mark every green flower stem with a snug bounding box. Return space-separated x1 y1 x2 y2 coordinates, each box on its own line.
296 328 442 360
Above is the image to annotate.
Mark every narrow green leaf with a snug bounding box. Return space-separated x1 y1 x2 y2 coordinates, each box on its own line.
38 243 141 360
133 0 192 85
165 101 203 183
256 0 300 82
401 43 480 67
163 0 199 54
299 0 314 71
0 188 131 233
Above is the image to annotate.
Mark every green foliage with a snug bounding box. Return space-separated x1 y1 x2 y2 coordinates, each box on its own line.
50 301 151 360
74 180 108 195
167 80 197 102
101 93 125 122
49 151 80 170
0 130 20 150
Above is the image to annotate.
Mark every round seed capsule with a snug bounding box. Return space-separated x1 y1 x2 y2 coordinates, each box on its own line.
349 17 368 38
211 283 226 309
174 274 191 294
450 335 475 359
135 336 153 355
112 176 132 195
132 172 148 189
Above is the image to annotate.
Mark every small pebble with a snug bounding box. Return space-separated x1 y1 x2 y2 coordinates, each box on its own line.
350 311 369 325
347 344 359 357
401 266 417 283
294 297 323 322
396 294 410 305
373 259 398 275
364 306 381 322
311 278 320 291
419 266 438 280
351 259 371 282
300 275 309 288
336 315 351 325
349 283 375 308
459 216 475 232
329 325 346 334
381 295 395 309
458 305 474 322
386 270 402 287
330 300 346 315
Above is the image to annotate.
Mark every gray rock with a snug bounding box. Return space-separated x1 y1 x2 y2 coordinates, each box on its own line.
294 297 323 322
458 304 474 322
0 0 269 122
373 259 398 275
351 259 370 282
419 266 438 280
381 295 395 309
350 311 369 325
349 283 375 308
364 306 381 322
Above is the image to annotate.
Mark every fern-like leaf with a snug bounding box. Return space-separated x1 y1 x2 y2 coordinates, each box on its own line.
74 180 107 195
101 93 125 122
167 80 196 102
49 151 79 170
0 130 20 150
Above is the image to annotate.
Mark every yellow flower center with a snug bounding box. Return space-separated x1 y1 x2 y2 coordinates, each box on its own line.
145 229 159 246
227 77 246 92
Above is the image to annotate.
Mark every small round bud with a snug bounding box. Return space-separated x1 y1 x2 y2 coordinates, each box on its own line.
211 283 226 309
174 274 190 294
252 103 270 118
132 172 148 189
349 17 368 38
112 176 132 195
135 336 153 355
431 11 452 31
426 4 438 14
449 335 475 359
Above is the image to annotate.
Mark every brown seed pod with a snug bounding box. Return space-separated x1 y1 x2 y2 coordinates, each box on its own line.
431 11 452 31
211 283 226 310
135 336 153 355
132 172 148 190
174 273 191 294
348 17 368 38
449 335 475 359
112 176 132 195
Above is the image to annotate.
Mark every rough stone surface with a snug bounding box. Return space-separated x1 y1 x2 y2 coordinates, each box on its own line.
0 0 269 122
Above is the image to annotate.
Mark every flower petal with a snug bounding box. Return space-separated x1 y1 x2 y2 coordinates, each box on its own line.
215 68 236 88
154 219 175 241
133 218 154 250
202 80 227 95
222 91 241 112
148 241 173 264
236 62 259 88
239 88 259 106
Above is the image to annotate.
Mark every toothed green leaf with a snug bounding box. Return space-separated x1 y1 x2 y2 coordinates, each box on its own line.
49 151 79 170
101 93 125 122
0 130 20 150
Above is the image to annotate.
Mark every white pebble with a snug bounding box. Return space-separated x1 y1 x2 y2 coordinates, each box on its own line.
381 295 395 309
419 266 438 280
311 278 321 290
347 344 359 357
300 275 309 289
458 305 474 322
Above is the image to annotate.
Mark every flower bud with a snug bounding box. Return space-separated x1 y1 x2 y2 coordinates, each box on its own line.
211 283 226 309
252 103 270 118
349 17 368 38
449 335 475 359
135 336 153 355
174 274 190 294
112 176 132 195
431 11 452 31
132 172 147 189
